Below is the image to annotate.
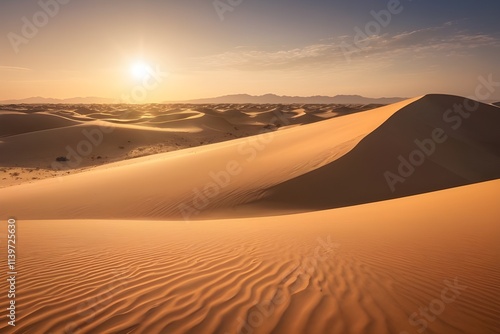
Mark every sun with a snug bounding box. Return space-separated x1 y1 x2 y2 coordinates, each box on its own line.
130 61 152 80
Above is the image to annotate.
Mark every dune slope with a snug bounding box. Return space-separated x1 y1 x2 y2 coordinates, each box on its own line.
1 95 499 220
255 94 500 211
0 98 420 220
0 111 81 137
1 180 499 334
1 103 358 187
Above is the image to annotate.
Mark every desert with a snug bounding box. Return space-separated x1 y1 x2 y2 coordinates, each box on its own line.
1 1 499 333
0 94 499 333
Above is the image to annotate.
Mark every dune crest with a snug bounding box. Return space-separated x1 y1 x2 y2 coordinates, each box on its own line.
255 94 500 211
0 98 420 219
1 95 499 220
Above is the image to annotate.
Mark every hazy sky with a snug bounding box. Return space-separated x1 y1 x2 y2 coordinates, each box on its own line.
1 0 499 102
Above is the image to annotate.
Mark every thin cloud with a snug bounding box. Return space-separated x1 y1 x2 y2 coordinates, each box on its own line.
0 66 31 71
194 24 500 71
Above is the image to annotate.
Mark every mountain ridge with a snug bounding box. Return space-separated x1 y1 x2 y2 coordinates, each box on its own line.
164 94 407 104
0 94 406 105
6 94 495 105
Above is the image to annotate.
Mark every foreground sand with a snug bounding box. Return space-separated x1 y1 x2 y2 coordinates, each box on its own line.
0 95 499 333
0 180 499 333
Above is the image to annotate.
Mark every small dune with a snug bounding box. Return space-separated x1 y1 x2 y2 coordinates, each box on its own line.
0 111 82 137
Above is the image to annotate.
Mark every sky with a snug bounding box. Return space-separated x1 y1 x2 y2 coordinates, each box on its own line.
1 0 499 102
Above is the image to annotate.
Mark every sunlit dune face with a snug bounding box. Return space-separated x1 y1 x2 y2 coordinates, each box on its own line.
130 61 153 80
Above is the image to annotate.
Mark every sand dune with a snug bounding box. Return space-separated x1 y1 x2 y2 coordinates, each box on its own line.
1 95 499 334
1 180 498 333
0 111 81 137
256 94 500 211
0 97 420 219
2 95 498 220
0 103 354 187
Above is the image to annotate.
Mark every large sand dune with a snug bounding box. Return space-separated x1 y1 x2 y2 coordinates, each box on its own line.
257 94 500 211
0 180 498 333
0 98 419 219
1 95 499 220
0 95 499 333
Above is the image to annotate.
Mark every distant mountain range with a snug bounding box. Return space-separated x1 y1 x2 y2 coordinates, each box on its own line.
165 94 407 105
1 95 498 105
0 94 407 105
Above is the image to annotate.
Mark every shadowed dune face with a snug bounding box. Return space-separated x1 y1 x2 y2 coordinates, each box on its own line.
257 94 500 211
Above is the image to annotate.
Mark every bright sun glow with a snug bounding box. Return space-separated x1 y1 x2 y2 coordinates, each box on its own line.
130 61 152 80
